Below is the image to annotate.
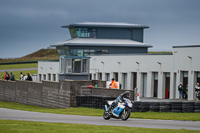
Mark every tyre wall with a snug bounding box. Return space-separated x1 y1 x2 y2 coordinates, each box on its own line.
76 95 200 113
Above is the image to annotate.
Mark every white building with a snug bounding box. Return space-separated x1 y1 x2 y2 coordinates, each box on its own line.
37 22 200 101
38 45 200 100
89 45 200 101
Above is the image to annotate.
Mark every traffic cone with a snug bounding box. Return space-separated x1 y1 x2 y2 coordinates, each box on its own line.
136 92 140 101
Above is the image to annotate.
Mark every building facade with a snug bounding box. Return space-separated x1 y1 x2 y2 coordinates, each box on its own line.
38 22 200 100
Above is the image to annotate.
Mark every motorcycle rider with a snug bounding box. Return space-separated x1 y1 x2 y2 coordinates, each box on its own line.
107 91 130 112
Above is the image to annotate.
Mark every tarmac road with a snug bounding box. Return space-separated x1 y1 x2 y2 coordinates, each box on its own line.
0 68 37 72
0 108 200 130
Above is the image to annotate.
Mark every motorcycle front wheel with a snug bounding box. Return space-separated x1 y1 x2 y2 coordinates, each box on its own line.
120 108 131 121
103 111 110 120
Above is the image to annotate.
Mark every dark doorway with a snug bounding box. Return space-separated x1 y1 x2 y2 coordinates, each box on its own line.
182 71 188 99
153 72 158 97
114 72 118 82
132 72 137 90
165 73 170 99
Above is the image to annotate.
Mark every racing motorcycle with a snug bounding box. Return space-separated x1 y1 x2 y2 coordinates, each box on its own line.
103 98 133 121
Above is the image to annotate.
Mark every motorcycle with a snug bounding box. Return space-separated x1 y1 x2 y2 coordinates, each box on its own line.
103 98 133 121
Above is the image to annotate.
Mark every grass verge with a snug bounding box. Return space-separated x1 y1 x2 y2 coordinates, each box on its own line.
0 63 38 70
1 101 200 121
0 120 199 133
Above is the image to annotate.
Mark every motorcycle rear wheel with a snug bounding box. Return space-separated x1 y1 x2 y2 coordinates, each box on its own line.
103 111 110 120
120 108 131 121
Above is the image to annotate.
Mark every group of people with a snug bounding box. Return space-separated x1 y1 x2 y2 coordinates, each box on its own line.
20 72 32 81
2 71 15 81
178 82 200 100
2 71 32 81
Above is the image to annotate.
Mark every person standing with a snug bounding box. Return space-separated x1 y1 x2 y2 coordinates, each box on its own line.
5 73 10 81
20 72 23 80
178 82 184 100
109 78 118 89
195 82 200 100
10 72 15 81
26 72 32 81
3 71 7 80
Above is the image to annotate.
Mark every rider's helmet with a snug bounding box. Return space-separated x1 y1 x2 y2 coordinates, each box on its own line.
121 91 130 99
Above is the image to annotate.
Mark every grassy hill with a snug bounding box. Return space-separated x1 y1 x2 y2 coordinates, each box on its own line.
23 49 58 58
0 49 59 63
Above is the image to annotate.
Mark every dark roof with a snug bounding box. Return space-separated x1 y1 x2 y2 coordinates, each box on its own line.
51 38 152 48
61 22 149 29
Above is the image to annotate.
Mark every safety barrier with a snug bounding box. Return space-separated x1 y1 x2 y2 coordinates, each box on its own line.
76 95 200 113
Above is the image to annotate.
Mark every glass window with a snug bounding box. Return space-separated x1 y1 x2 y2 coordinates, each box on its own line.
101 49 109 54
70 49 83 56
59 58 62 73
72 59 81 73
82 59 89 73
76 28 96 38
89 49 95 55
69 28 78 38
57 46 70 56
66 58 72 73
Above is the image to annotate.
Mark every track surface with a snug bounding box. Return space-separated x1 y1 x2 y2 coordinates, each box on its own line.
0 108 200 130
0 68 37 72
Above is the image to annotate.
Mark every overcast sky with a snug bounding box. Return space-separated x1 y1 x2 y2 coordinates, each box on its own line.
0 0 200 58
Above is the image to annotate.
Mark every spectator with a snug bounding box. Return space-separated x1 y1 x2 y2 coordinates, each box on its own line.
10 72 15 81
195 82 200 100
3 71 7 80
109 78 118 89
20 72 23 80
23 74 27 80
26 72 32 81
178 82 184 100
5 73 10 81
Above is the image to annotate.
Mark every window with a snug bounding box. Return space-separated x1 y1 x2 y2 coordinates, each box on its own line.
105 73 110 81
48 73 51 81
122 73 127 89
66 58 72 73
70 49 83 56
72 59 81 73
98 73 102 80
53 74 56 81
39 74 42 82
82 59 89 73
113 72 118 81
57 46 70 56
69 28 78 38
76 28 97 38
94 74 96 80
43 74 46 80
59 58 65 73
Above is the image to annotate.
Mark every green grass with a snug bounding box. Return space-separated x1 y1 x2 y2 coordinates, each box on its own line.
0 70 37 80
0 63 38 70
1 101 200 121
0 120 199 133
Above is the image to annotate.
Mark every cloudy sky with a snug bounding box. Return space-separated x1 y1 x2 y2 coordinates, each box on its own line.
0 0 200 58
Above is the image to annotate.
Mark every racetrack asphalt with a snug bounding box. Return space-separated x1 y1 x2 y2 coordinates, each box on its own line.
0 108 200 130
0 68 37 72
